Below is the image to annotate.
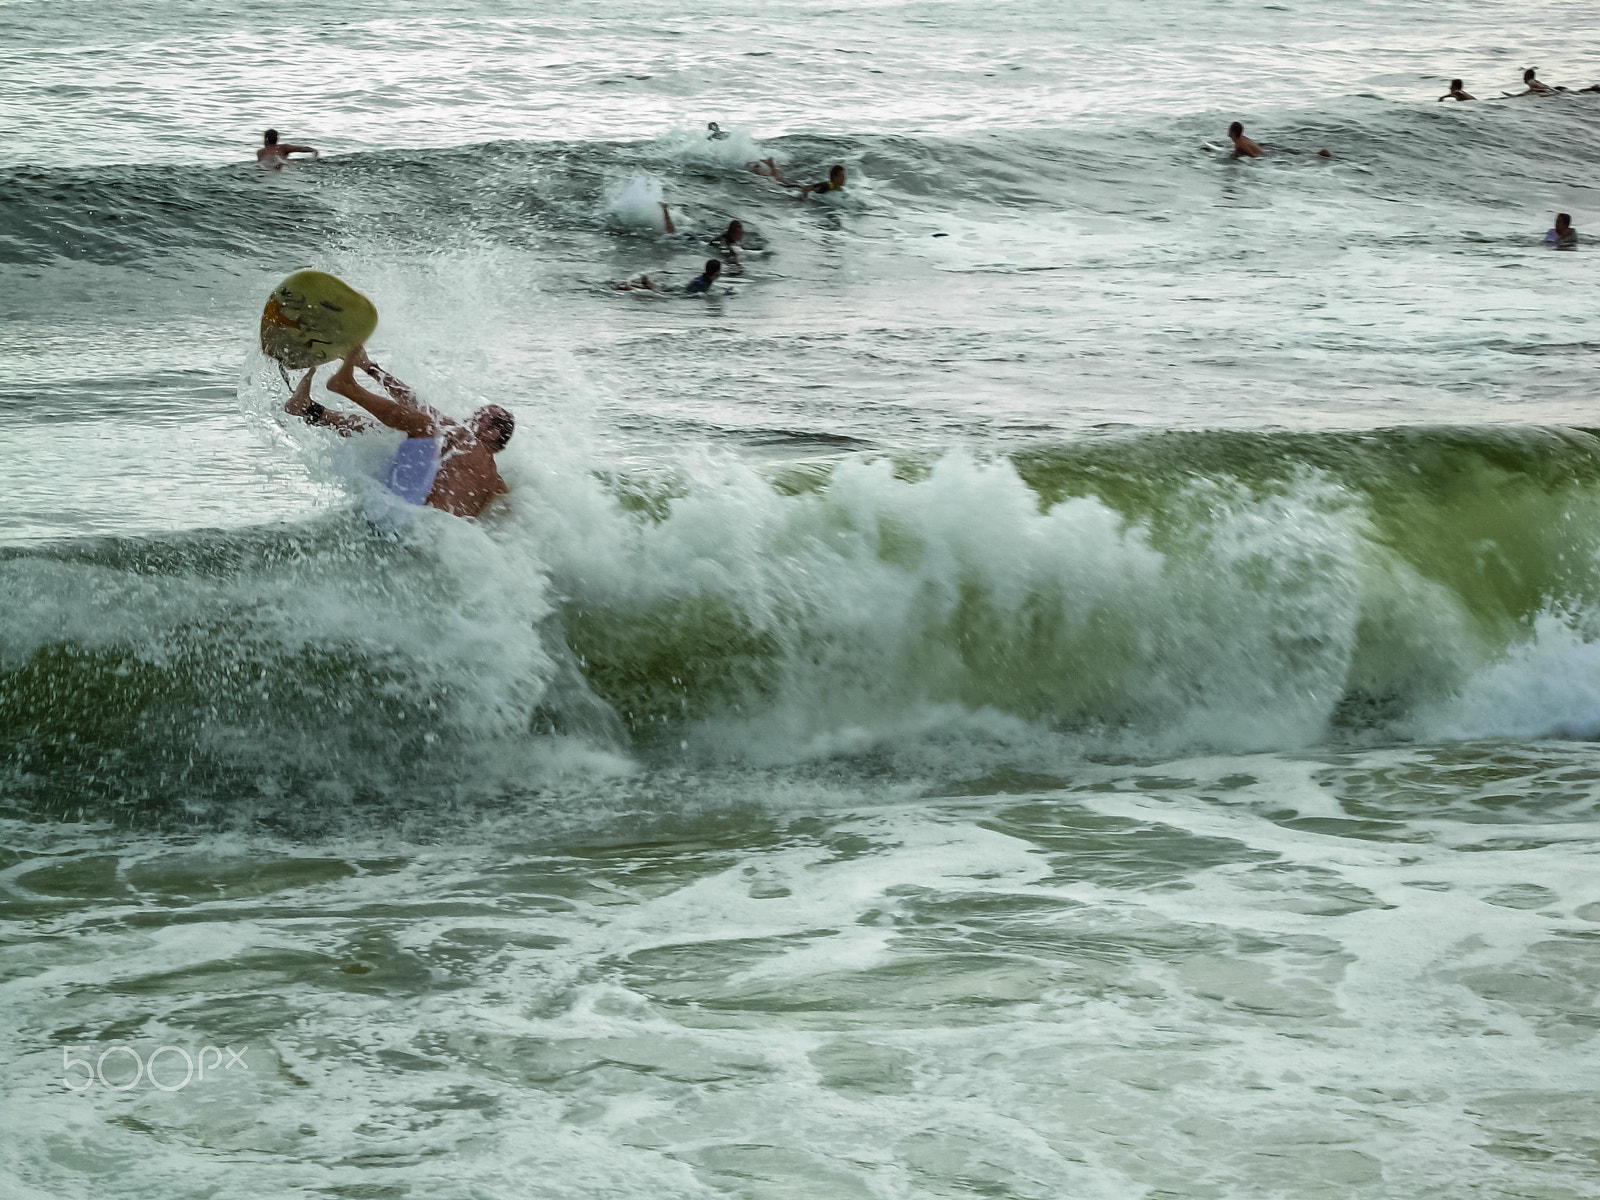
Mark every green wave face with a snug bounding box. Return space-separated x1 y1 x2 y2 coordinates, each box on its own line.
8 426 1600 826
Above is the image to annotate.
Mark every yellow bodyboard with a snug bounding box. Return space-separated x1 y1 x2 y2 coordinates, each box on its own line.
260 271 379 368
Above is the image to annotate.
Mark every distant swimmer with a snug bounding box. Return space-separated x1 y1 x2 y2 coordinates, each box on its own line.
284 347 513 518
707 121 730 141
256 128 319 167
1227 121 1263 158
1439 79 1475 101
657 205 751 255
1545 213 1577 249
801 164 848 200
748 156 848 198
684 259 723 294
1520 68 1559 96
1226 121 1331 159
710 219 747 253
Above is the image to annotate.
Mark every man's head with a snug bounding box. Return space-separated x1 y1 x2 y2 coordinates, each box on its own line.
1556 212 1572 233
1450 79 1464 91
471 405 515 453
703 259 723 283
264 129 279 146
829 164 846 186
724 219 744 244
1525 68 1538 82
1228 121 1244 139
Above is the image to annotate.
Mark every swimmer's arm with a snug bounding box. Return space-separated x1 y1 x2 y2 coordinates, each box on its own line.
284 367 371 436
660 203 675 234
280 143 319 157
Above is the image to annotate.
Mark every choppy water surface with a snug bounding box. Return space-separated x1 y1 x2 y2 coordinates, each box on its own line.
3 0 1600 1196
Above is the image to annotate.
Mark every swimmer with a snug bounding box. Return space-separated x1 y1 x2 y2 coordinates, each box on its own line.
800 164 847 200
284 348 513 518
1520 68 1559 96
659 206 750 254
684 259 722 294
707 121 730 141
1225 121 1330 159
256 128 319 167
1439 79 1475 101
660 205 749 247
1545 213 1577 249
1227 122 1263 158
710 219 746 252
749 156 786 180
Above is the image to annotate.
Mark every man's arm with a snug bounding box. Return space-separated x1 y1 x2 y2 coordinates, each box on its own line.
281 143 319 157
660 202 676 234
284 366 372 435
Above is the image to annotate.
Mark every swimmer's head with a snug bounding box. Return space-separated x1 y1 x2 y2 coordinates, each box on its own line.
703 259 723 282
1525 68 1538 82
471 405 515 453
264 129 279 146
708 122 720 133
829 164 846 185
724 219 744 244
1228 121 1244 138
1450 79 1464 91
1556 213 1572 232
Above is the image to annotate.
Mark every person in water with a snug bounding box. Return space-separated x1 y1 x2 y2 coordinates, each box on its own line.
710 219 747 253
1439 79 1475 101
684 259 722 294
750 158 848 199
706 121 730 141
801 164 847 200
256 128 319 166
1226 121 1331 159
658 204 746 248
1520 68 1558 95
284 348 513 518
1545 213 1578 248
1227 121 1263 158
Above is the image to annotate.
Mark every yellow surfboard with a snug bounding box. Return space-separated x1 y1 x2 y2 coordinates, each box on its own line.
260 271 379 368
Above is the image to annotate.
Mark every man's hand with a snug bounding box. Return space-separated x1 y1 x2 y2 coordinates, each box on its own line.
285 365 318 416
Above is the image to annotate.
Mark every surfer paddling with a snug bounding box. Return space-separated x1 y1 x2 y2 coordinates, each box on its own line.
285 348 514 518
1439 79 1475 101
750 158 849 200
1519 68 1558 96
1227 121 1264 158
256 129 319 167
1226 121 1331 159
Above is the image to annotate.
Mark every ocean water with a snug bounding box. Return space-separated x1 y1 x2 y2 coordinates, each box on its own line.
4 1 1600 1196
